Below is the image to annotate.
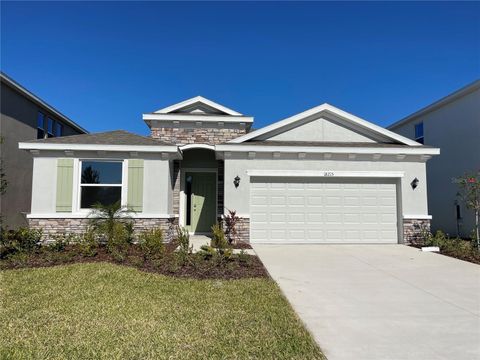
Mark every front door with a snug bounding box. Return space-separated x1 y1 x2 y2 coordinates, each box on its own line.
185 172 216 233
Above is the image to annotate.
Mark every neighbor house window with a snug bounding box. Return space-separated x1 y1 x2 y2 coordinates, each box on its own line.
80 160 123 209
37 112 45 139
47 117 55 138
55 122 63 137
414 122 424 144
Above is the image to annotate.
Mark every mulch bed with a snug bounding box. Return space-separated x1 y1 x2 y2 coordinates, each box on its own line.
410 244 480 265
231 241 253 249
0 244 269 280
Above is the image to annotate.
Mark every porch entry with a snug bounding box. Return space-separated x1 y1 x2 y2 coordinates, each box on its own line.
185 172 217 233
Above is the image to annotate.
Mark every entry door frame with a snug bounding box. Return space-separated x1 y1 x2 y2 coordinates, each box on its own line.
179 168 218 235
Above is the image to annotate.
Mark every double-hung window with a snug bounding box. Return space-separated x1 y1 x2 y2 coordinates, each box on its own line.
80 160 123 209
55 122 63 137
414 122 424 144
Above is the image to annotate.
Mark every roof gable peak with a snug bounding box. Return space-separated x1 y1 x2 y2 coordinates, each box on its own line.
153 96 243 116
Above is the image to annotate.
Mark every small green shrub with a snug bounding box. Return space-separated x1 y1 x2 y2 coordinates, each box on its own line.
45 233 72 252
138 228 164 260
211 223 228 249
78 229 98 257
176 226 191 254
0 227 42 258
106 223 129 261
198 244 217 260
237 249 251 265
124 221 135 244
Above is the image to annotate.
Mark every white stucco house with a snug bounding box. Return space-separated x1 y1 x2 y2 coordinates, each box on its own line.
389 80 479 238
19 96 439 244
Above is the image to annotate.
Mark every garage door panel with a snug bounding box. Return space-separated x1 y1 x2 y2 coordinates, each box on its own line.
250 178 398 244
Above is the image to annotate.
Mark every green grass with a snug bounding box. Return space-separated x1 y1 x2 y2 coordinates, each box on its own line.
0 263 324 359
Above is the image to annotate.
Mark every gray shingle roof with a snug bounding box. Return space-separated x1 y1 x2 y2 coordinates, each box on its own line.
25 130 174 146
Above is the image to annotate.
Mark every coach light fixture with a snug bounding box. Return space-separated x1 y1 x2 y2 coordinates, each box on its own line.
233 175 241 188
411 177 419 190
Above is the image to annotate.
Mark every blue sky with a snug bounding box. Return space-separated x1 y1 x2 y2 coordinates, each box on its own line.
1 1 479 135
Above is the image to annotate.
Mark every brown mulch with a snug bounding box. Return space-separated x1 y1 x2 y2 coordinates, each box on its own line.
0 244 269 280
231 241 253 250
409 244 480 265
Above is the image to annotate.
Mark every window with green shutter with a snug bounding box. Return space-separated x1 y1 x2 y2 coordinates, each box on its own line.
56 158 74 212
127 159 144 212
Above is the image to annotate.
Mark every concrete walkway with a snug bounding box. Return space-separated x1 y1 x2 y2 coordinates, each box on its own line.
253 244 480 360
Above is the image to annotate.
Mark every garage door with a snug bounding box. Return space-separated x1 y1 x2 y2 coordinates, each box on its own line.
250 177 398 243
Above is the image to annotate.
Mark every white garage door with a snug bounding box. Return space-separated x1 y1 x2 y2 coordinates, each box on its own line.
250 177 398 244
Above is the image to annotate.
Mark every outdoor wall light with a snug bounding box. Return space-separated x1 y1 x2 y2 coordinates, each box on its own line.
411 177 419 190
233 175 241 188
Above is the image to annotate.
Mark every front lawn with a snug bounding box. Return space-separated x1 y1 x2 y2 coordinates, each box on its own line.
0 263 325 359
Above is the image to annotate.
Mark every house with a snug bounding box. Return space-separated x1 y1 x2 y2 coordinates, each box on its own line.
388 80 480 238
1 72 87 228
19 96 439 243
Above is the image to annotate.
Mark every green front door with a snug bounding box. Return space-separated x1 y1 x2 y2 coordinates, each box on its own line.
186 172 216 233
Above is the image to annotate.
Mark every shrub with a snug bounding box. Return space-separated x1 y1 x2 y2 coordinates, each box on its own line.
211 223 228 249
176 226 191 254
237 249 251 265
78 228 98 257
138 228 164 260
106 223 129 261
45 233 72 252
224 209 239 244
0 227 42 258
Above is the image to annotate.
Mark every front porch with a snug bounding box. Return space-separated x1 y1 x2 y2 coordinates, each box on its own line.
173 147 224 235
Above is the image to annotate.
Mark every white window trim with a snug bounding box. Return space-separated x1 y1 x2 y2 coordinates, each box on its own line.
75 159 126 213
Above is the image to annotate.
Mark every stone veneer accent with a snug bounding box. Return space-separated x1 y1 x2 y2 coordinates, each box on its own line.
403 218 431 244
151 127 246 145
220 217 250 244
28 217 179 242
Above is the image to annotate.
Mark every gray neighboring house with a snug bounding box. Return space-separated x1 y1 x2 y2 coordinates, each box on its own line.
0 72 87 228
19 96 439 244
388 80 480 238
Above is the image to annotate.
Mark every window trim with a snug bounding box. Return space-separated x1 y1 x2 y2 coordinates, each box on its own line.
75 159 127 212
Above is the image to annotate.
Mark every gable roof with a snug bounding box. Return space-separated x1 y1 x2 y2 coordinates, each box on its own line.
388 79 480 130
1 71 88 134
153 96 243 116
19 130 179 153
229 103 421 146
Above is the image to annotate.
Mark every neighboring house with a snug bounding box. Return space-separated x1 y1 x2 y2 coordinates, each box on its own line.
0 72 87 228
388 80 480 238
19 96 439 244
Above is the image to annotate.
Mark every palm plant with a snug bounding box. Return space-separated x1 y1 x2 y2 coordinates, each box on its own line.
88 201 133 243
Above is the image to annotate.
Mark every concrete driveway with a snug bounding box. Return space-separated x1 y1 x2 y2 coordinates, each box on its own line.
253 244 480 360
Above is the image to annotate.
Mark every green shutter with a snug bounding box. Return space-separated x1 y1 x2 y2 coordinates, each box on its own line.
56 158 74 212
127 159 144 212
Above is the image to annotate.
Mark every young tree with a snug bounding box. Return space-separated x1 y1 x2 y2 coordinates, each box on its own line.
454 170 480 248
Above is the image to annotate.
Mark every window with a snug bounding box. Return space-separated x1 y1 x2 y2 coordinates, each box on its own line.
55 122 63 137
414 122 424 144
185 175 193 225
37 112 45 139
80 161 123 209
456 204 462 220
47 117 55 138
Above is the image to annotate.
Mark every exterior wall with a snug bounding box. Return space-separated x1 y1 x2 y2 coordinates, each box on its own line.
390 88 480 237
224 154 431 243
28 217 178 242
261 116 377 143
151 123 247 145
29 152 173 217
0 81 84 228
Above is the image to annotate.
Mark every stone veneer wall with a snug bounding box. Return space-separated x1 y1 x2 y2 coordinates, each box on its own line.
217 160 224 215
151 127 246 145
403 218 431 244
172 160 180 214
219 217 250 243
29 217 179 242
